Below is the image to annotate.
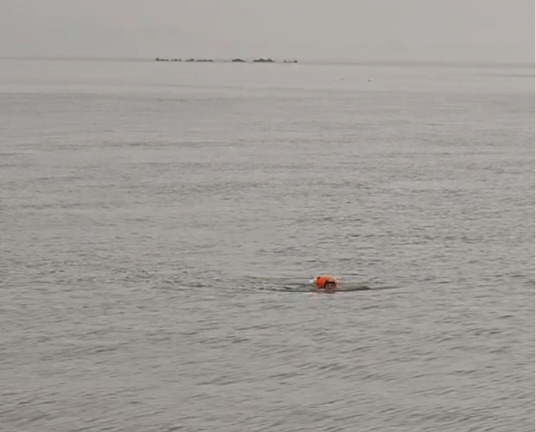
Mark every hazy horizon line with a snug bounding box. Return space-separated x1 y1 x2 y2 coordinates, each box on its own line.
0 54 534 69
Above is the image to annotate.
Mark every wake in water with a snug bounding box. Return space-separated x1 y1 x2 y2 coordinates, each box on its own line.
258 284 372 293
254 279 398 293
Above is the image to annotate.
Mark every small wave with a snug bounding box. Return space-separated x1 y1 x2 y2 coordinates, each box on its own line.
258 283 399 293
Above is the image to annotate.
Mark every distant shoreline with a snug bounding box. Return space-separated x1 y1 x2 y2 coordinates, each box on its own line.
154 57 298 64
0 56 533 70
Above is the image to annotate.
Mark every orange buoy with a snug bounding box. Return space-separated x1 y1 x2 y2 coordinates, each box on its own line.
312 275 339 289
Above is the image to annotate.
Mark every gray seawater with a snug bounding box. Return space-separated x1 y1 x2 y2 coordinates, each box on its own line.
0 58 534 432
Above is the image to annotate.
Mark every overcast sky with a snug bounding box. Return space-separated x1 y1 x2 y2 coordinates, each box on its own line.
0 0 533 62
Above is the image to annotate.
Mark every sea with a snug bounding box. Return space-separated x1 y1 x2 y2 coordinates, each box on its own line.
0 57 534 432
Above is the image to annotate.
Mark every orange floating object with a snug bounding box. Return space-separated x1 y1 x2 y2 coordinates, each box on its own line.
312 275 339 289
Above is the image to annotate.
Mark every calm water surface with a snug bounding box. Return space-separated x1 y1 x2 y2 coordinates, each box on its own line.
0 59 534 432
